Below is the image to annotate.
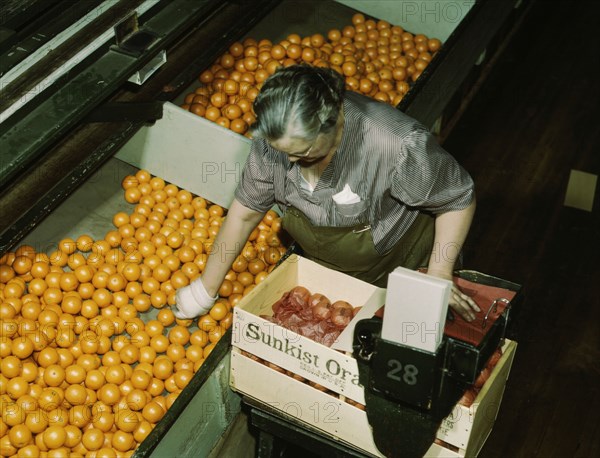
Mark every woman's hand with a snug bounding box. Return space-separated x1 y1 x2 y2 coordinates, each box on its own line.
449 284 480 322
427 270 480 322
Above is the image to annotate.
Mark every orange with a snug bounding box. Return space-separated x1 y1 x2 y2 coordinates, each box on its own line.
208 325 224 344
145 378 163 398
11 336 34 359
150 335 169 353
63 424 82 448
197 315 217 333
115 408 139 433
6 376 29 400
106 273 126 292
156 309 175 327
126 389 147 412
0 264 16 284
174 370 194 390
74 235 93 252
54 348 73 368
2 402 26 427
209 302 228 321
85 369 105 390
92 410 115 433
65 384 87 406
25 411 49 434
61 294 83 315
38 387 64 411
185 345 204 362
130 369 151 391
1 355 22 377
247 258 266 275
43 425 67 449
20 361 38 382
78 354 101 372
111 336 130 355
11 256 32 276
80 299 99 319
118 305 137 325
98 383 121 406
142 401 165 423
255 271 269 284
189 330 209 349
133 420 153 443
101 350 121 367
135 169 151 183
130 330 151 349
57 238 77 255
105 365 126 385
119 344 140 365
203 342 216 359
78 330 100 355
43 364 65 387
168 325 190 346
82 428 105 451
139 346 157 365
94 318 116 338
166 343 186 363
152 356 174 380
162 375 177 394
65 364 86 384
68 404 91 428
145 320 164 337
112 430 135 452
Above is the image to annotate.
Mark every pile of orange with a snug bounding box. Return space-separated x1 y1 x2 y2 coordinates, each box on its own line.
0 169 286 457
181 12 442 136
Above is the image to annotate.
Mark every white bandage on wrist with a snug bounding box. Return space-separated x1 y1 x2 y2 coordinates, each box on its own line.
174 279 218 319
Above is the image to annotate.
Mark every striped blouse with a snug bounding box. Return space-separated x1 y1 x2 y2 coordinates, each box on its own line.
235 91 474 254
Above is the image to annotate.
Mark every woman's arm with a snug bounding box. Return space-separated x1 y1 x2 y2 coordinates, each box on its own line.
201 198 266 297
427 198 480 321
174 198 265 318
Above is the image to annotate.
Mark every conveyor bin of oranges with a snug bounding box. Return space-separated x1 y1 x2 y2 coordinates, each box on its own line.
180 12 442 137
0 169 287 457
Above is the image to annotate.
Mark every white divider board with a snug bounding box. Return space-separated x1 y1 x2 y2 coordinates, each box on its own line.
116 102 252 209
334 0 476 42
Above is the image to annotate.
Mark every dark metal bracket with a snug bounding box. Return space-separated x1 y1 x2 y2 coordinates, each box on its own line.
84 101 164 123
111 11 159 58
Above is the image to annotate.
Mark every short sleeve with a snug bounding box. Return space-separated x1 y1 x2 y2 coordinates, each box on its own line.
234 139 277 212
391 126 474 213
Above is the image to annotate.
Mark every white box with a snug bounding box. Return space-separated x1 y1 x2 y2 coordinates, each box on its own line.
383 267 451 353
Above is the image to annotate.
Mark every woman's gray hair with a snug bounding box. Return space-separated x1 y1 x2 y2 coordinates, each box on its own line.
250 64 345 142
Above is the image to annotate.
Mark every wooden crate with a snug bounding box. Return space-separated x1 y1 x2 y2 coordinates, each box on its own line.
230 254 517 457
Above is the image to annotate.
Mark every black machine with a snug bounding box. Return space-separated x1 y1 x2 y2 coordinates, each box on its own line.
352 271 521 457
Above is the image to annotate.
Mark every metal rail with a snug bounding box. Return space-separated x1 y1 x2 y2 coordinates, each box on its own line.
0 0 283 256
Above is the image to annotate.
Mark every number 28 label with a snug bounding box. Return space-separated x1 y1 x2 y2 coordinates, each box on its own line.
386 359 419 385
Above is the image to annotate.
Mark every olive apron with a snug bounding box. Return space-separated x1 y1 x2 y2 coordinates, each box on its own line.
281 207 435 288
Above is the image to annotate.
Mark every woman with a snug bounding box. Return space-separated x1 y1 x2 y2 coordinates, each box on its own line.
175 65 479 322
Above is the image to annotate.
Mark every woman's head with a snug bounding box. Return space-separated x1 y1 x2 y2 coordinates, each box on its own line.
250 65 345 144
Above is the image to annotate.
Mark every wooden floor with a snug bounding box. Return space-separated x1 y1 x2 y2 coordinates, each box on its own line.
443 0 600 456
